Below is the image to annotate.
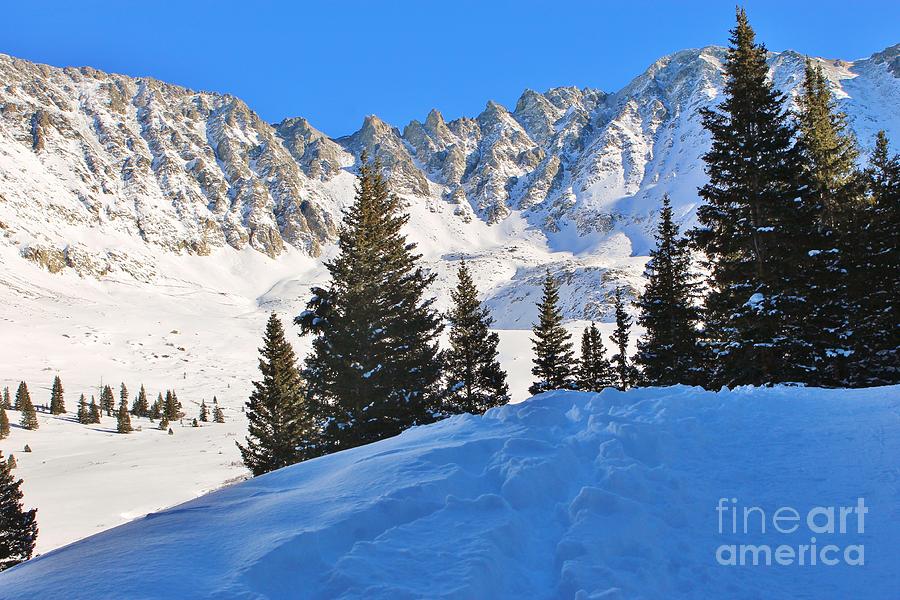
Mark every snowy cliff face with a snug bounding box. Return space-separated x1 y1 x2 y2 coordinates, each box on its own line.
0 45 897 313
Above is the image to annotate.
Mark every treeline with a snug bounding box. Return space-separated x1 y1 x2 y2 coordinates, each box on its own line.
239 9 898 477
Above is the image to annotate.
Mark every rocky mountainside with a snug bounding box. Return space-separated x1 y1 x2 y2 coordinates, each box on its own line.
0 44 897 313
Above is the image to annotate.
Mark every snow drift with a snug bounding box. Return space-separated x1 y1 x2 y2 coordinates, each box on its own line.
2 385 898 599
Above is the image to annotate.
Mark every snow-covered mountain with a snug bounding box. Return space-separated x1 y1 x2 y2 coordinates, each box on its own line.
3 385 898 598
1 45 898 315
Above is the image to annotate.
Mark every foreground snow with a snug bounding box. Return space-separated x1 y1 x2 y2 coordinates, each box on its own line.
2 385 897 598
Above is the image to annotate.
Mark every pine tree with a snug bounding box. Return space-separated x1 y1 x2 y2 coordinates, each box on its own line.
49 375 65 415
297 157 444 452
164 390 182 421
239 313 316 476
443 262 510 414
149 393 163 421
76 394 90 425
529 270 576 395
17 384 38 431
795 58 867 385
131 385 149 417
88 396 101 424
6 455 14 470
159 414 169 431
119 383 129 414
212 398 225 424
635 195 704 386
199 400 209 423
0 450 38 571
1 387 9 410
116 397 132 434
691 8 806 387
609 288 637 391
99 385 115 417
0 407 9 440
576 323 613 392
849 132 900 385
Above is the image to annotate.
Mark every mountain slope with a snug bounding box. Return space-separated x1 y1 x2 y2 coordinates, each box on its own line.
2 385 897 599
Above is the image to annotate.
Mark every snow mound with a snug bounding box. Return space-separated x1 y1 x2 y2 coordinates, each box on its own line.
2 385 898 598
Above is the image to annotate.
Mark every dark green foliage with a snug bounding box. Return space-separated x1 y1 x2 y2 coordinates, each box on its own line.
149 394 163 421
212 398 225 424
76 394 91 425
199 400 209 422
1 388 9 410
99 385 115 417
88 396 101 424
49 376 65 415
158 414 169 431
6 455 14 470
239 313 316 476
297 157 444 453
0 407 8 440
131 385 149 418
609 288 638 390
577 322 613 392
530 271 576 395
691 8 806 387
443 262 510 414
635 195 705 386
163 390 182 422
0 450 38 571
116 397 132 434
192 418 199 428
17 384 38 431
849 132 900 385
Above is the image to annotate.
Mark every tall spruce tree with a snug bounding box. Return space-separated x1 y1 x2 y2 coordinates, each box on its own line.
796 59 867 385
88 396 101 424
1 388 10 410
297 157 444 452
77 394 90 425
238 313 316 475
199 400 209 422
149 393 163 421
0 450 38 571
116 397 132 434
17 384 38 431
49 376 65 415
850 131 900 385
577 322 613 392
692 8 806 387
131 385 149 417
443 262 510 414
635 195 704 386
529 270 576 395
99 385 115 417
0 406 9 440
164 391 182 421
212 398 225 423
609 288 638 390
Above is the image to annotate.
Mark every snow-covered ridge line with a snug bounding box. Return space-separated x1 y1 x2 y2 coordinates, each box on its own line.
2 385 897 598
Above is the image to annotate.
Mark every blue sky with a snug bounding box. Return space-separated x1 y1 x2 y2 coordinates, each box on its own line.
2 1 897 136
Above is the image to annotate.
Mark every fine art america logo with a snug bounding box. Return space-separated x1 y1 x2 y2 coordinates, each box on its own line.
715 498 867 566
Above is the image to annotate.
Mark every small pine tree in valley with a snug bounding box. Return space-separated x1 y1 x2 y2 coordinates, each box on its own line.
99 385 115 416
212 398 225 423
49 376 65 415
530 270 576 395
609 287 637 391
76 394 90 425
88 396 101 424
0 450 38 571
14 382 29 411
17 384 38 430
1 387 9 410
149 393 163 421
199 400 209 422
443 261 510 414
577 323 613 392
131 385 149 417
0 407 9 440
116 397 132 434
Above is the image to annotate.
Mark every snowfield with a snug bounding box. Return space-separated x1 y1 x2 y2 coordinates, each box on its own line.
2 385 897 599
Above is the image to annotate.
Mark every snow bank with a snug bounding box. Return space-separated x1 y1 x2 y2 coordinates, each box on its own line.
2 385 898 598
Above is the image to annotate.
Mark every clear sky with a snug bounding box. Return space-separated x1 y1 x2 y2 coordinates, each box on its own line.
2 1 897 136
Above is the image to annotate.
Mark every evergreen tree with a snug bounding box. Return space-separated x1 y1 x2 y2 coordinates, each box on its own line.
609 288 637 391
0 450 38 571
199 400 209 423
212 398 225 424
164 390 182 421
443 262 510 414
1 387 9 410
99 385 115 417
119 383 129 414
149 393 163 421
49 376 65 415
529 270 576 395
850 131 900 385
297 157 444 452
17 384 38 431
6 455 14 470
158 414 169 431
88 396 101 424
576 322 613 392
635 195 705 386
691 8 806 387
239 313 316 476
795 59 867 385
116 397 132 434
76 394 90 425
131 385 149 417
0 407 9 440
